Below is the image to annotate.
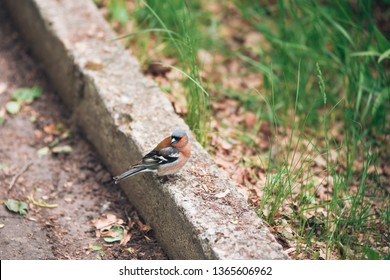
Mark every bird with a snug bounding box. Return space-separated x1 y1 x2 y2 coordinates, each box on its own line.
113 129 191 184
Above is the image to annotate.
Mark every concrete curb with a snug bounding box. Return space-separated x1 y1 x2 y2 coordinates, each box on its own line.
4 0 288 259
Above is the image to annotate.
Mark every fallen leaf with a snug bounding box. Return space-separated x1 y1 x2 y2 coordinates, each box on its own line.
133 214 151 232
367 164 376 174
318 247 327 260
101 228 120 238
11 86 42 104
231 166 246 185
314 183 327 201
4 199 28 215
103 225 124 243
314 155 327 167
48 138 60 148
197 49 214 72
214 157 235 171
43 123 57 135
218 138 233 150
52 145 72 154
0 163 9 171
119 229 131 246
85 60 103 71
90 244 103 251
285 247 296 255
92 214 124 230
0 82 7 94
5 101 21 115
244 112 257 128
37 147 50 156
125 247 137 254
244 31 268 52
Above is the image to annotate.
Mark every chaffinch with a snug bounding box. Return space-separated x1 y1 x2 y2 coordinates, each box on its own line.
113 129 191 184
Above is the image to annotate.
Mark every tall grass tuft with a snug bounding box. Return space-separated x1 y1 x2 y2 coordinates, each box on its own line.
234 0 389 134
258 61 389 259
132 0 210 144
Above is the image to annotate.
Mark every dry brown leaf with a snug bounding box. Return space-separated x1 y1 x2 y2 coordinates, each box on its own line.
244 31 269 52
34 129 44 140
244 112 256 129
101 228 121 238
43 123 57 135
218 138 233 151
0 82 8 94
231 166 246 185
92 214 123 230
197 49 214 71
314 183 326 201
285 247 296 255
85 59 103 71
120 229 131 246
214 156 235 171
138 222 152 233
314 155 327 167
126 247 137 254
127 219 135 230
133 215 152 232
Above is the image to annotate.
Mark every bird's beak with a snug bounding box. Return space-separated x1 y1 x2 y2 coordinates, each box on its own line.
171 138 177 144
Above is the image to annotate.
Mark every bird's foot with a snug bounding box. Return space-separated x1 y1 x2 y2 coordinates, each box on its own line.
159 174 178 183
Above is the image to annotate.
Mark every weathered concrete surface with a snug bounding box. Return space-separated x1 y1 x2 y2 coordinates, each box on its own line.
3 0 288 259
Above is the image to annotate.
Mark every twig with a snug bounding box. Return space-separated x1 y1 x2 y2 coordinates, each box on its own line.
27 188 58 208
8 161 33 191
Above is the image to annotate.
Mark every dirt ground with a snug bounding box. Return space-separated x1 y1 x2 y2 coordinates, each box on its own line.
0 4 167 260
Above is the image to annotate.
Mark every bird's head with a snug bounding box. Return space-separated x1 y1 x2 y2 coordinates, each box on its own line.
171 129 188 145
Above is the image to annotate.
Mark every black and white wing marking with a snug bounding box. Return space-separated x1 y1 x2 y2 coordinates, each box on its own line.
142 146 180 166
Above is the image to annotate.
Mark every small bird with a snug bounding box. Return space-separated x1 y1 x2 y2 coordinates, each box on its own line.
113 129 191 184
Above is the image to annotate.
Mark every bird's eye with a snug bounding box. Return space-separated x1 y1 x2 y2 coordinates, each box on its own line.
171 136 180 143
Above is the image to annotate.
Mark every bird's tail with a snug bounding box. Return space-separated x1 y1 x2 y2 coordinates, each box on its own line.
113 166 147 184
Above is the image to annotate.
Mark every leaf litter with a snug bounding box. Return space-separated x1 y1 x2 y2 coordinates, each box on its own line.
92 213 150 247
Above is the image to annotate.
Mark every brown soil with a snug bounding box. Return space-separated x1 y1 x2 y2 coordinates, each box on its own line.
0 3 166 260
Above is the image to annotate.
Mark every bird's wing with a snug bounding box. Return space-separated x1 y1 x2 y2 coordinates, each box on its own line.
142 146 180 166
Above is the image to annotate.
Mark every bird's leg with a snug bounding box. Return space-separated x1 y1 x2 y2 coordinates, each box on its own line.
159 174 178 183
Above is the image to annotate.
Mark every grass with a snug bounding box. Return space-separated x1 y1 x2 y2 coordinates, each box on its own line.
257 63 388 259
127 0 210 144
228 1 388 259
96 0 389 259
235 0 389 130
